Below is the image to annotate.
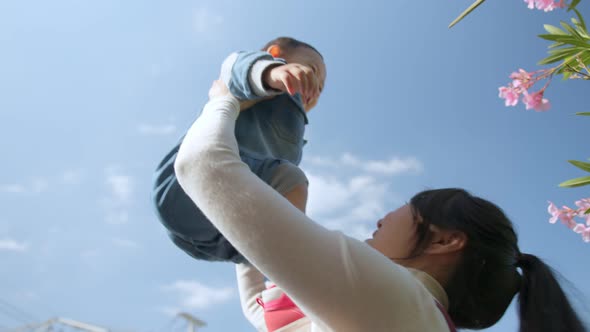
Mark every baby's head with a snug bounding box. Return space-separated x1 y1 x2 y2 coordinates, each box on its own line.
261 37 327 111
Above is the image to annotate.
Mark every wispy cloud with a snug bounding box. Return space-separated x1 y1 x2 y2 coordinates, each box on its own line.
137 123 177 136
305 172 391 240
107 174 133 203
62 169 85 185
0 178 48 195
102 167 134 225
301 152 423 240
304 152 423 175
0 238 29 252
0 184 26 194
193 7 224 34
163 280 233 311
0 170 85 195
112 238 140 249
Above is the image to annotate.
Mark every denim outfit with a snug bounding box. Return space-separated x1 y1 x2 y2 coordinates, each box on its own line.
152 51 308 263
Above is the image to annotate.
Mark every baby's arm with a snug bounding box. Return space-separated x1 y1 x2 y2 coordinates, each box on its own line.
220 51 286 101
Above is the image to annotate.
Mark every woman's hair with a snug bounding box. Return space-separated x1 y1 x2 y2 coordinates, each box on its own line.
409 188 586 331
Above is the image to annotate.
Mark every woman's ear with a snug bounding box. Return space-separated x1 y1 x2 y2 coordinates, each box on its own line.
423 226 467 255
267 44 282 58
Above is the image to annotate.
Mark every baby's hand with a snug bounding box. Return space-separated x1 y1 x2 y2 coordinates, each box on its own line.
208 79 231 100
263 63 320 106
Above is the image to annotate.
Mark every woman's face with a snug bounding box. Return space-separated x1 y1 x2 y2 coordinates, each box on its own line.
366 204 419 260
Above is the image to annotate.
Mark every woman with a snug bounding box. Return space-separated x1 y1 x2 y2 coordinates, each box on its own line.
174 80 587 331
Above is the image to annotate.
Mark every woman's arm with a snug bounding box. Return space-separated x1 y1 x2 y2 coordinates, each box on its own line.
175 91 448 331
236 263 267 332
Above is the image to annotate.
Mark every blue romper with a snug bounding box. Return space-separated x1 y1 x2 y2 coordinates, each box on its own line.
152 51 308 263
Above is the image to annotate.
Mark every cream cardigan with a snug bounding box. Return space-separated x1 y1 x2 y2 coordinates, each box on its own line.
175 96 451 332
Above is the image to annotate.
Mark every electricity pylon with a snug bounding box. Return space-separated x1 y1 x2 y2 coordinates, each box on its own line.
176 312 206 332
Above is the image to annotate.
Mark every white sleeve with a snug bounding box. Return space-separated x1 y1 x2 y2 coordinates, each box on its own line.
236 264 268 332
175 96 450 331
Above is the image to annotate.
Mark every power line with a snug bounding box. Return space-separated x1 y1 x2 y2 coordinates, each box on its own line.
0 306 29 326
0 299 38 323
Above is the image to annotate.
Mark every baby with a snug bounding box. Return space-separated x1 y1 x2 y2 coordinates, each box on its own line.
152 36 326 264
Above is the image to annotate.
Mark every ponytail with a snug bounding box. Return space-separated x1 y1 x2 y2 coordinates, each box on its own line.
516 253 586 332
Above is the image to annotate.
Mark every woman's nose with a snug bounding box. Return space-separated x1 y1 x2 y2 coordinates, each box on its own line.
377 219 383 229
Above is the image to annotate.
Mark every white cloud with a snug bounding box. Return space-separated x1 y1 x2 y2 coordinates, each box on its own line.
62 169 85 185
80 249 100 260
300 152 422 240
102 168 134 225
30 178 49 193
0 239 29 252
159 306 181 317
193 7 224 33
0 170 85 195
305 172 390 240
164 280 234 310
112 238 140 249
107 174 133 203
138 124 177 136
0 184 26 193
303 152 423 175
0 178 49 195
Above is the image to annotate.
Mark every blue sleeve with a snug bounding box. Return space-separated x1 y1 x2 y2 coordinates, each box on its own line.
227 51 285 100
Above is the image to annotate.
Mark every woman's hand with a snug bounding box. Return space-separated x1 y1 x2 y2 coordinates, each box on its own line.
208 79 232 100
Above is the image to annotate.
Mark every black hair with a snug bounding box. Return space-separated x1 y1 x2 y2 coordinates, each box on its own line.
261 36 323 59
409 188 587 331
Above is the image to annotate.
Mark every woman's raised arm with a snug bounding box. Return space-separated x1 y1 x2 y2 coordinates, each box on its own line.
174 84 448 331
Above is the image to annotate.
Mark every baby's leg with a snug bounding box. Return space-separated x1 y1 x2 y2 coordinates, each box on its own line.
265 161 308 212
283 184 307 213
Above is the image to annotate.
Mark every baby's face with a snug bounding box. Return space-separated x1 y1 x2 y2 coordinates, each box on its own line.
282 47 327 112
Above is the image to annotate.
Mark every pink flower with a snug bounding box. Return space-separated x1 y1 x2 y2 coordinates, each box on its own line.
522 90 551 111
498 86 520 106
525 0 566 11
510 69 534 89
524 0 536 9
575 198 590 211
548 201 560 223
546 201 577 229
548 199 590 243
559 206 578 229
576 199 590 225
573 224 590 242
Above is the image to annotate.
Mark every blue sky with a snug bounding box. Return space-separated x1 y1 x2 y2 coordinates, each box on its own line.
0 0 588 331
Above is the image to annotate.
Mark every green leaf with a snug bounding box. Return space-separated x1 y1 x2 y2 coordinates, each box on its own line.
539 34 571 42
576 112 590 116
573 8 587 32
561 21 585 40
540 34 590 49
559 176 590 188
569 160 590 172
585 207 590 215
563 71 573 80
449 0 486 28
549 42 567 49
565 40 590 49
540 53 571 65
547 45 577 54
568 0 581 11
541 47 579 64
544 24 568 35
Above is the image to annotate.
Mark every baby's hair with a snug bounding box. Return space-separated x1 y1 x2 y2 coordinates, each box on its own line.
261 37 323 59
